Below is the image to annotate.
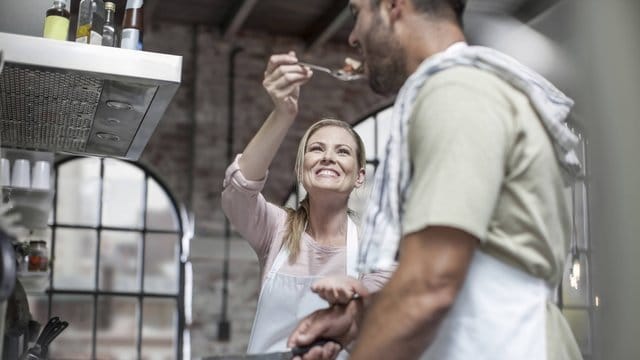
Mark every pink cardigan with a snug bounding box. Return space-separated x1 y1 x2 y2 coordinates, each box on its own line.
221 156 391 291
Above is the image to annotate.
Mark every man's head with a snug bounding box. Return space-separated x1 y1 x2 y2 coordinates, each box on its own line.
348 0 466 95
395 0 466 27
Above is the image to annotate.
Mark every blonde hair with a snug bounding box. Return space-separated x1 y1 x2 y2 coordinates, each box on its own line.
283 119 366 262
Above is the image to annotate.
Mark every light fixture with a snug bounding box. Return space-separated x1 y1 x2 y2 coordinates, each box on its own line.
568 181 581 291
569 252 581 290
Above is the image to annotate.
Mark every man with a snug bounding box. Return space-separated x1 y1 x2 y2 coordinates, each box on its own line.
287 0 583 359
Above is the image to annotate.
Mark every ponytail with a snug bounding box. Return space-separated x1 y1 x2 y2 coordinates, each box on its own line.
283 196 310 263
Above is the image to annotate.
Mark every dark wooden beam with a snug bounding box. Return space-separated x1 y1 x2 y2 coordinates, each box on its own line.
144 0 160 31
305 1 351 51
222 0 260 40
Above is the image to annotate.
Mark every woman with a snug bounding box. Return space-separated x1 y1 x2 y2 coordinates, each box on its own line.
221 52 390 355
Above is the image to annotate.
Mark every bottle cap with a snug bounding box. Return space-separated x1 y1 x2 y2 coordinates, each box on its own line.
105 2 116 11
125 0 144 9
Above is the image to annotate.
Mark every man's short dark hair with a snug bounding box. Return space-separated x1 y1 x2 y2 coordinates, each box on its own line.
371 0 466 26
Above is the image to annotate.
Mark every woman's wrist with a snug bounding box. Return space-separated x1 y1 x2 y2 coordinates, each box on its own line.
272 106 297 123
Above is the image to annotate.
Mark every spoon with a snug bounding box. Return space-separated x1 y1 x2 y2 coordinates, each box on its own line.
297 62 365 81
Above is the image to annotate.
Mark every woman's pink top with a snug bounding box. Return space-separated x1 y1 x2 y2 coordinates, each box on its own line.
221 155 391 291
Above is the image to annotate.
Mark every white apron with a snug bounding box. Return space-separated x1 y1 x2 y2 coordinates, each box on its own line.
247 217 359 356
421 250 552 360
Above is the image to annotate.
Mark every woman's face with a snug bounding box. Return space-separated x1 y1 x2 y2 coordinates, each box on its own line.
301 125 365 197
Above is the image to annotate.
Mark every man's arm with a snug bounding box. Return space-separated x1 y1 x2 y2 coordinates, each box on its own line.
288 294 369 360
349 225 477 360
288 226 477 360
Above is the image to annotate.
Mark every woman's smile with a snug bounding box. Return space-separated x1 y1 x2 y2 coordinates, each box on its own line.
315 168 341 178
301 125 364 194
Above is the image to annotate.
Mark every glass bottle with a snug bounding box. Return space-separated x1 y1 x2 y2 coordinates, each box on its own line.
120 0 144 50
43 0 70 41
76 0 106 45
27 240 49 272
101 2 117 47
75 0 92 43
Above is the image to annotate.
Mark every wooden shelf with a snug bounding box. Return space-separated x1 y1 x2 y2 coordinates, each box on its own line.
17 270 50 293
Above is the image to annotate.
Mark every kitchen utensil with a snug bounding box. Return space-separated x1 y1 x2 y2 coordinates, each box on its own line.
297 62 365 81
201 338 337 360
19 316 55 360
20 316 68 360
36 317 59 340
38 320 68 358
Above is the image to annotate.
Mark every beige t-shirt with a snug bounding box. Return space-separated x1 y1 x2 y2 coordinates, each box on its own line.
402 66 581 359
402 66 571 285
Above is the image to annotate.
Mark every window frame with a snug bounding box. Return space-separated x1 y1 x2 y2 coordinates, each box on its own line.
46 156 190 360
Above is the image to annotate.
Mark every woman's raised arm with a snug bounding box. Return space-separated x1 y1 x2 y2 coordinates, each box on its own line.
238 52 313 180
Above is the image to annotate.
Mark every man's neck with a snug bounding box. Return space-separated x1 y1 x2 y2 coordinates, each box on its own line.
401 17 466 74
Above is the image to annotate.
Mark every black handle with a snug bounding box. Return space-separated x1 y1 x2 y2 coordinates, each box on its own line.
291 338 341 356
43 321 68 346
40 321 68 359
36 316 60 346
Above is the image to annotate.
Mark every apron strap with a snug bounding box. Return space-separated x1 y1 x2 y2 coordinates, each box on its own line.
269 245 290 276
346 217 359 278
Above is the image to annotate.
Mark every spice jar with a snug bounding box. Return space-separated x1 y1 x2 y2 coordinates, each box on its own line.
28 240 49 272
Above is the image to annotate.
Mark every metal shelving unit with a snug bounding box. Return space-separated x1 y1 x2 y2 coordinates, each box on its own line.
0 32 182 160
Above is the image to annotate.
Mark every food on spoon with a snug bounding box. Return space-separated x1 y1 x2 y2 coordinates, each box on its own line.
340 57 364 75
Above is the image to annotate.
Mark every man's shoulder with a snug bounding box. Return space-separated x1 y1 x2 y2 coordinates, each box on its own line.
416 66 524 111
423 66 506 92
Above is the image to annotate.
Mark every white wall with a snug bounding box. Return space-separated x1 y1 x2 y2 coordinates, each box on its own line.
467 1 640 357
572 1 640 358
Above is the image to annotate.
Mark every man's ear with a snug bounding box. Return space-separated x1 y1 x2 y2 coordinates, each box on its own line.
388 0 405 21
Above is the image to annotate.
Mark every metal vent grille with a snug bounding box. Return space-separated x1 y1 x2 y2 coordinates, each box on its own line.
0 64 103 152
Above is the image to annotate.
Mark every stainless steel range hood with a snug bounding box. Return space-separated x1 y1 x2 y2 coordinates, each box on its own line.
0 32 182 160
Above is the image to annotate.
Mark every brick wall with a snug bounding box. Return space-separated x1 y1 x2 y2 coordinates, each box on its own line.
139 23 391 357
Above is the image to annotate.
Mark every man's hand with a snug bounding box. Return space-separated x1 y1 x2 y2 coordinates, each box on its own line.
311 276 369 305
288 298 366 360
